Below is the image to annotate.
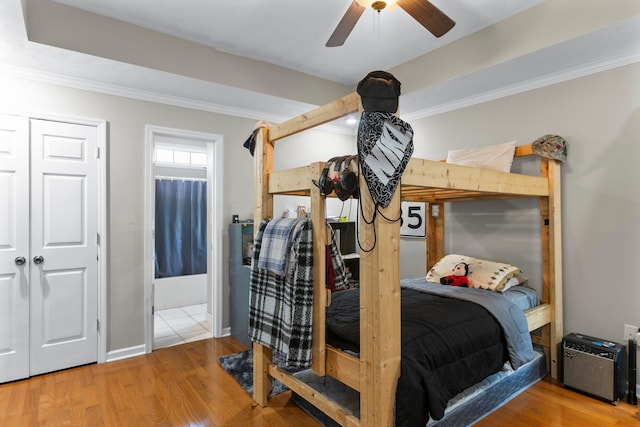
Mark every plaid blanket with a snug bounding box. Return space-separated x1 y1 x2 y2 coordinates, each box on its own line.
249 218 347 368
257 218 305 277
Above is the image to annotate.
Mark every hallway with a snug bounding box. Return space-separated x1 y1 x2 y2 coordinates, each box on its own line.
153 303 211 349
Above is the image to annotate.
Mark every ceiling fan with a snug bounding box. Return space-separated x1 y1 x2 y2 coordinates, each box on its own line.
326 0 455 47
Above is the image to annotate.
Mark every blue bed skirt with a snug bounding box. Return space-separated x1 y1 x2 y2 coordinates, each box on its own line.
291 349 546 427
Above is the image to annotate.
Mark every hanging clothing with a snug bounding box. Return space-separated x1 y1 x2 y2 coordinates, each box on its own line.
249 218 347 368
357 111 414 209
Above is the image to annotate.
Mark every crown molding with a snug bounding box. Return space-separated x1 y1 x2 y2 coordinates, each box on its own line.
2 17 638 132
402 17 640 122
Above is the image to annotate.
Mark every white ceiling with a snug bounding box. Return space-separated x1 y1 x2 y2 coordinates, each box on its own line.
0 0 638 128
49 0 542 85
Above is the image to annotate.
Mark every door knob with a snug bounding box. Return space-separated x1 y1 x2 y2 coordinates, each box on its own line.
15 256 26 265
33 255 44 264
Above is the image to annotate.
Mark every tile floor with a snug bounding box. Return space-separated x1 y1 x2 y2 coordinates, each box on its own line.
153 303 212 350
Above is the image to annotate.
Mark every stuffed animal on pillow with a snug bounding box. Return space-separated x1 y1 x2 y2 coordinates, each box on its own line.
440 262 469 287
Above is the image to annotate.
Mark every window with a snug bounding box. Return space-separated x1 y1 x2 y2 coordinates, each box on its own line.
154 145 208 168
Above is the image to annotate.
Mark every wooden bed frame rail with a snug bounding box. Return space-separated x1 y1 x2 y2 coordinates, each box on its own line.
252 92 562 427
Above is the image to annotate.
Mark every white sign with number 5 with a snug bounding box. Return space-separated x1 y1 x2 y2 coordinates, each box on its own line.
400 202 426 237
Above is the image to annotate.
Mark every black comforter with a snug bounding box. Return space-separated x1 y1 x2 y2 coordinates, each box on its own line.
326 287 507 427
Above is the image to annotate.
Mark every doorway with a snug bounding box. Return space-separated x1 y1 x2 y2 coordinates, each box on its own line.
144 126 224 353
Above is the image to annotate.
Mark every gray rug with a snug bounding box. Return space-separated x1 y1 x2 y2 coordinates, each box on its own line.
217 349 305 397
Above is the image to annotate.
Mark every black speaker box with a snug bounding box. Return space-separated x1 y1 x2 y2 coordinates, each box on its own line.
562 333 627 404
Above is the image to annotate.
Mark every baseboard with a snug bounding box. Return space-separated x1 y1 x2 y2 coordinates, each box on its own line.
222 326 231 337
106 344 146 362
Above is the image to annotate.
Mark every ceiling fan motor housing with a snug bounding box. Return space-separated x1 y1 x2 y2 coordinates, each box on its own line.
371 1 387 11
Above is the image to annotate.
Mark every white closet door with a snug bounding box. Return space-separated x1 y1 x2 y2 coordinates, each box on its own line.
29 119 98 376
0 115 30 383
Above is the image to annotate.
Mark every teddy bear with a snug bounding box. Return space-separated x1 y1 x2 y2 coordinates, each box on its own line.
440 262 469 287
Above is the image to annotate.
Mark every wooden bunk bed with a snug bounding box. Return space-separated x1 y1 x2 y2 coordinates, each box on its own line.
251 92 563 427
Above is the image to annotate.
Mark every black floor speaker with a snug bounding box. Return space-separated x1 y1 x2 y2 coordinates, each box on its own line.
562 333 626 404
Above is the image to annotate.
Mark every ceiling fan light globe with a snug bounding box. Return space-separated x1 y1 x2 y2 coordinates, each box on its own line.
356 0 399 11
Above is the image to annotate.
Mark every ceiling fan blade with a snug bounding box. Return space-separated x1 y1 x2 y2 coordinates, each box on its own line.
326 1 366 47
397 0 455 38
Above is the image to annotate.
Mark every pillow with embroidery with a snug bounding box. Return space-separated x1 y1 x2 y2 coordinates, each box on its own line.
426 254 521 292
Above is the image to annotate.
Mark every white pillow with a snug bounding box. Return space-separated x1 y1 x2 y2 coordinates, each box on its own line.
501 272 528 292
446 141 517 172
426 254 521 292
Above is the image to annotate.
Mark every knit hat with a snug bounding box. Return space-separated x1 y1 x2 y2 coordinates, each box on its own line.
357 71 401 113
532 134 567 162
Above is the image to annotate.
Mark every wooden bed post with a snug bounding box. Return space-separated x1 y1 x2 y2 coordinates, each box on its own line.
538 158 563 379
426 202 445 271
310 162 328 376
253 127 273 227
253 126 274 406
544 158 563 379
358 179 402 427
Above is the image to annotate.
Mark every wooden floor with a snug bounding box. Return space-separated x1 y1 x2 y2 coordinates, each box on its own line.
1 337 638 426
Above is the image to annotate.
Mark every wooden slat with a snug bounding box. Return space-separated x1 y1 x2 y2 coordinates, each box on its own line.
268 166 313 194
515 144 535 157
326 346 360 392
525 304 551 331
269 92 360 142
268 365 361 427
403 158 549 197
401 188 535 203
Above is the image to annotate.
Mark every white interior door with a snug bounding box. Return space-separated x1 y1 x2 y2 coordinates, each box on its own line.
28 119 99 376
0 115 30 383
0 116 99 382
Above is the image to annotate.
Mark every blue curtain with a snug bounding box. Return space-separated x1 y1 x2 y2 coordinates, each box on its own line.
155 179 207 278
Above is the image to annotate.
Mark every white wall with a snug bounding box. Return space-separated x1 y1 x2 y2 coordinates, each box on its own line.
154 274 207 310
